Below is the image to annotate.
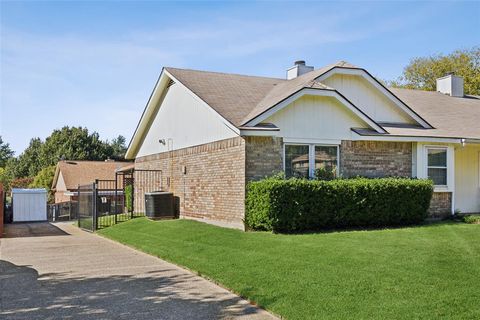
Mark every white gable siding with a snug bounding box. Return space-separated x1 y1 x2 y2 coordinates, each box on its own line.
322 74 414 124
137 83 238 158
56 172 67 192
265 95 368 142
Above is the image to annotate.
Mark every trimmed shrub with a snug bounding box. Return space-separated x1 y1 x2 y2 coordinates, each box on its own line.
245 177 434 232
464 215 480 224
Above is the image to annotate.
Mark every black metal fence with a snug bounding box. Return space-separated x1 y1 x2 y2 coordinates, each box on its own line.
76 169 162 231
48 201 78 221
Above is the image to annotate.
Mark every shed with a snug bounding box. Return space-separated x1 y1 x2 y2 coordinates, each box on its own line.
12 188 48 222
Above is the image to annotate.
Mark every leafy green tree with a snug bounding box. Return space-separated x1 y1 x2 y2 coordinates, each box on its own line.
3 126 118 191
39 126 113 168
0 136 14 168
0 158 19 191
109 135 127 160
15 138 44 178
30 165 56 202
389 47 480 95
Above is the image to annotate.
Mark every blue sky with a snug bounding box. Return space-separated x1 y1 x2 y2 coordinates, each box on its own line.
1 1 479 154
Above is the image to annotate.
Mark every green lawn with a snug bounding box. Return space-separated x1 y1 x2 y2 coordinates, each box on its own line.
98 218 480 320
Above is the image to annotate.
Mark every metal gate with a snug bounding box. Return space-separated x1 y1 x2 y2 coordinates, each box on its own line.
78 182 96 231
76 169 162 231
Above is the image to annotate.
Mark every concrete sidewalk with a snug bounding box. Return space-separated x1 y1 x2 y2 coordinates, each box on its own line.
0 222 276 320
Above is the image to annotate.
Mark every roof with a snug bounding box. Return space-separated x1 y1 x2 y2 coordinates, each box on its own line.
382 88 480 140
129 61 480 157
166 63 480 140
12 188 47 194
242 61 354 125
165 62 354 127
52 161 132 190
165 67 283 126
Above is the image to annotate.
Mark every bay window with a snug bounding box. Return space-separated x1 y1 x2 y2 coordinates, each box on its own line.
284 144 339 178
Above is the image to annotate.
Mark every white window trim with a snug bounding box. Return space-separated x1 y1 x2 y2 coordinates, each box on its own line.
424 145 452 191
283 143 340 178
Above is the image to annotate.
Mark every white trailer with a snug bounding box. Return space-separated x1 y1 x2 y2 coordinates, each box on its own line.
12 188 47 222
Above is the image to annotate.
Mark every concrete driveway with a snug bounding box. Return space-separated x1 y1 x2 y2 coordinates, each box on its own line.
0 222 276 320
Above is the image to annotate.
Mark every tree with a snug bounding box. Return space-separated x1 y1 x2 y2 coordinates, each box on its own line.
0 158 19 191
10 177 34 189
0 136 14 167
30 165 56 202
15 138 44 178
389 47 480 95
109 135 127 160
39 126 114 168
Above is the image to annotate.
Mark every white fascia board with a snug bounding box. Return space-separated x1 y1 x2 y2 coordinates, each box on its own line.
125 70 171 159
283 138 342 145
316 68 432 129
240 129 279 136
246 88 386 134
352 131 463 144
164 70 240 136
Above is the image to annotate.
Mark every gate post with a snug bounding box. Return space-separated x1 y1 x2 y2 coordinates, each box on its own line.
77 184 80 227
131 173 134 219
93 180 98 231
114 172 118 225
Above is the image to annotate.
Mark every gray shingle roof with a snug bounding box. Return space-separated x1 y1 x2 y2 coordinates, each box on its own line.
165 63 480 140
386 88 480 140
165 67 283 126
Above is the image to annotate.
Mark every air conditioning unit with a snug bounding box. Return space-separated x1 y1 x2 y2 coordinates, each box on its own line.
144 191 175 219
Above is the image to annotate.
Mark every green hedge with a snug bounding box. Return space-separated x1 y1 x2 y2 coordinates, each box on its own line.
245 177 434 232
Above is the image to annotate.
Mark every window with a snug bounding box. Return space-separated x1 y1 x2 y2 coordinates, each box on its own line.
427 148 447 186
314 146 338 176
285 144 338 178
285 145 309 178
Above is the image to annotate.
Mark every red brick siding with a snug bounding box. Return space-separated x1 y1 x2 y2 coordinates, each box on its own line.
135 137 246 227
340 141 412 178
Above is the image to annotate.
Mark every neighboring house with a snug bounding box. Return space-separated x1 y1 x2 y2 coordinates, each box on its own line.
125 60 480 229
51 160 131 203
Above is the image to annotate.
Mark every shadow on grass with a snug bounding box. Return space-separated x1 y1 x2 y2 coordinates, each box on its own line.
0 260 265 320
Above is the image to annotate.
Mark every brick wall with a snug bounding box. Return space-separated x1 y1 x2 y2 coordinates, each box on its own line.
428 192 452 218
340 141 412 178
135 137 246 229
245 136 283 182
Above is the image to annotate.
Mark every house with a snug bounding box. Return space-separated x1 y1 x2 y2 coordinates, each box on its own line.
125 60 480 229
51 160 131 203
